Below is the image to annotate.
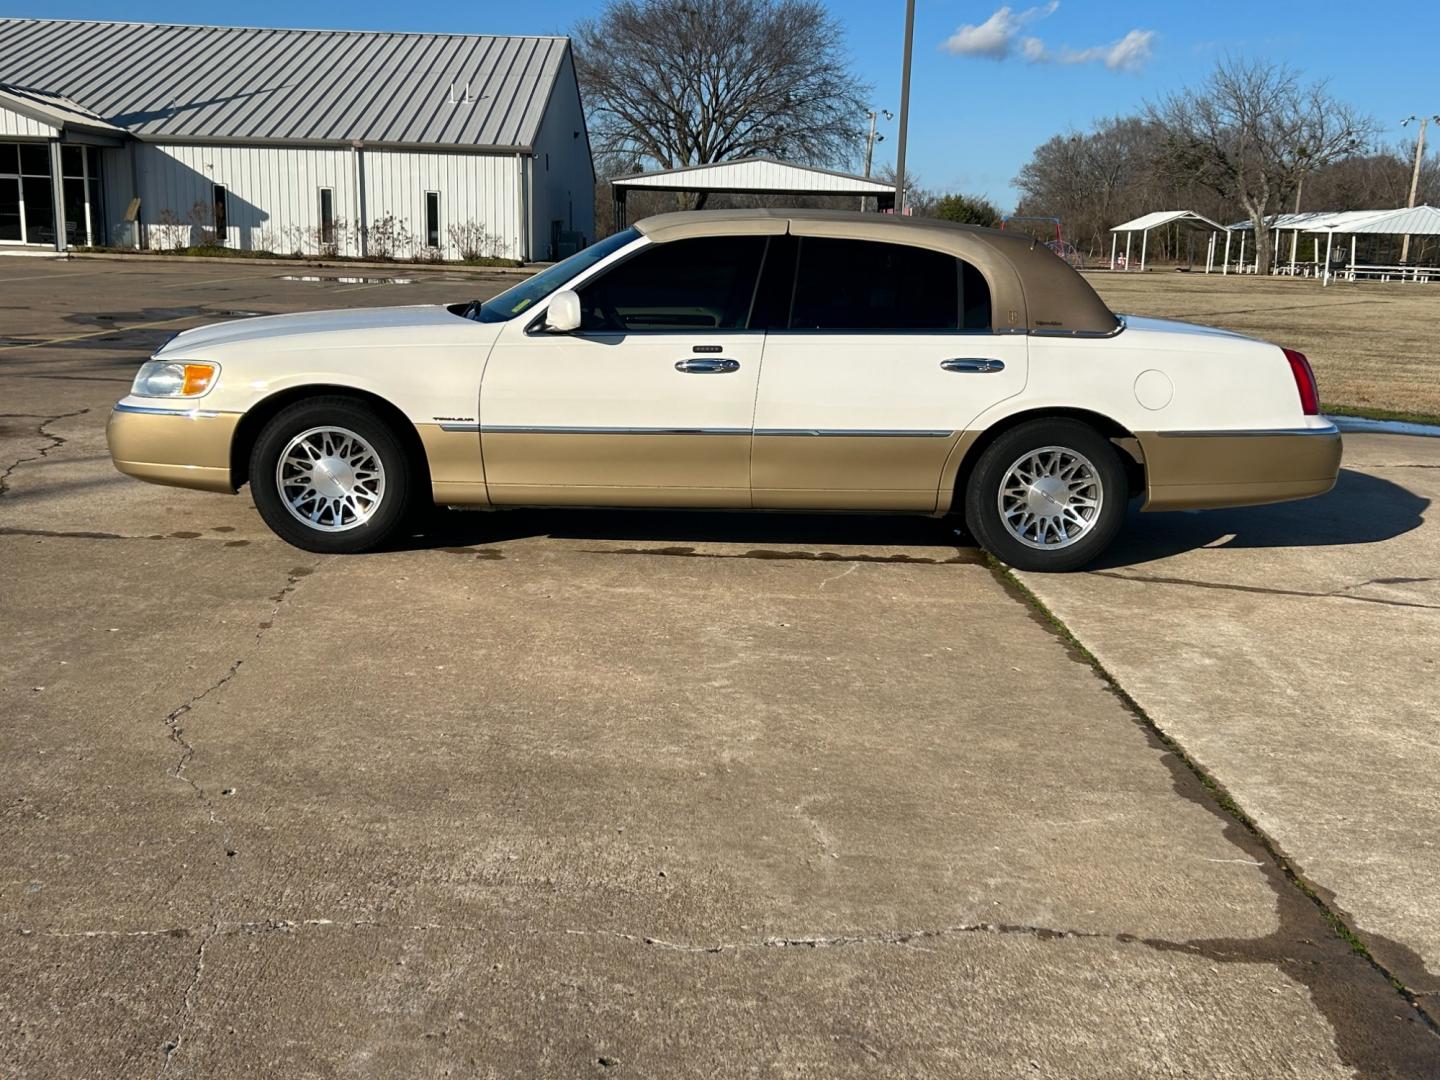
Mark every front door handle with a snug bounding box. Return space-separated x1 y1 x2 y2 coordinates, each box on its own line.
941 358 1005 373
675 358 740 374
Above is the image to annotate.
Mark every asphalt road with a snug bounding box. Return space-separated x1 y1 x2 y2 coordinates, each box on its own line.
2 257 1437 1078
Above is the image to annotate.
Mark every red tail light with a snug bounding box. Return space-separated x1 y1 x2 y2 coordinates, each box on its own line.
1283 348 1320 415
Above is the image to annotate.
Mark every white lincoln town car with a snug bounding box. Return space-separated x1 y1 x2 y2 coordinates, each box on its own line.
107 209 1340 571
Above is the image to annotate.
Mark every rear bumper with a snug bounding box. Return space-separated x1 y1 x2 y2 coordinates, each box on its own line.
1136 424 1342 511
106 403 240 494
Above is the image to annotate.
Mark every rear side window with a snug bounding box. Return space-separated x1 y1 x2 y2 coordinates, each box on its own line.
577 236 766 332
787 237 991 332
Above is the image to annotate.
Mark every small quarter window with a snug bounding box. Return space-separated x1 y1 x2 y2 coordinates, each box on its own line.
424 191 441 249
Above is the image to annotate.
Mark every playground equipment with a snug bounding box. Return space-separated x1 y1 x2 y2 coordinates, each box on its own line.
1001 215 1084 268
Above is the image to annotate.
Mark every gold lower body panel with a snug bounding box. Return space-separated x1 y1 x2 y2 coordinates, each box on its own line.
416 425 489 506
481 432 751 508
752 433 961 511
1136 428 1342 511
106 409 239 494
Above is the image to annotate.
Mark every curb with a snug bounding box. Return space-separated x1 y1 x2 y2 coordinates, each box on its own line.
62 252 542 276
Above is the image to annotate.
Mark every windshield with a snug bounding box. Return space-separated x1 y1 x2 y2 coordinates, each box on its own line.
465 228 641 323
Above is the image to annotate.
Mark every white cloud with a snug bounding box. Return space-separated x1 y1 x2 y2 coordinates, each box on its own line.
942 5 1155 73
941 2 1058 60
1057 29 1156 72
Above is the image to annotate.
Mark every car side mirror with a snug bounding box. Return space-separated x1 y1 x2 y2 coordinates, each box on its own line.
543 290 582 333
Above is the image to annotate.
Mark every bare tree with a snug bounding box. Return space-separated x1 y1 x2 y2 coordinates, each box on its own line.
1149 58 1373 275
574 0 868 207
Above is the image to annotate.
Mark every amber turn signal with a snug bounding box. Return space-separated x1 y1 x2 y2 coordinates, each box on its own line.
181 363 216 396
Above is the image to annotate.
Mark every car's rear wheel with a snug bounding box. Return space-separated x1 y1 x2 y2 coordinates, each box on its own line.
249 397 413 553
963 419 1129 572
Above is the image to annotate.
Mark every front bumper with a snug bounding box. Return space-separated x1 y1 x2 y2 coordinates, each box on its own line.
106 402 240 494
1136 424 1342 511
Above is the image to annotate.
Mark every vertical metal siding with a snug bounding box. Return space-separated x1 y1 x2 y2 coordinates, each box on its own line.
0 105 55 138
135 142 523 259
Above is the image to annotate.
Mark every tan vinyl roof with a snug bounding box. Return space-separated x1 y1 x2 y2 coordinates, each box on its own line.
634 209 1119 336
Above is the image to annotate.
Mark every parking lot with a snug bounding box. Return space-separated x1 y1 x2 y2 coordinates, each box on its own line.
2 258 1438 1076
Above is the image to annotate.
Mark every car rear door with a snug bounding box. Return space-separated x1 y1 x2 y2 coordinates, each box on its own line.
480 234 769 507
750 234 1028 510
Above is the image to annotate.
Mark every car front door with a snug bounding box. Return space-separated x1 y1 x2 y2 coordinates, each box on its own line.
750 234 1029 510
479 234 769 507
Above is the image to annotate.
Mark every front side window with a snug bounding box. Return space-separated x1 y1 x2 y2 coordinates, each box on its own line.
576 235 766 332
788 237 991 332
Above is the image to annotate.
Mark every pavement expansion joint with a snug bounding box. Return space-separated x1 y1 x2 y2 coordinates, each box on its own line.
989 557 1440 1039
0 407 90 498
1087 569 1440 611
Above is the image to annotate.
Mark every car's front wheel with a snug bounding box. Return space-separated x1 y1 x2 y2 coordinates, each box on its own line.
963 419 1129 572
249 396 414 553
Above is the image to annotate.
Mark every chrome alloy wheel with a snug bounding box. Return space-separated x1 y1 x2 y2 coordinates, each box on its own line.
276 425 386 532
997 445 1104 550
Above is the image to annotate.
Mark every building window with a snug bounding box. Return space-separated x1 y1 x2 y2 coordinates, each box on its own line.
212 184 228 246
425 191 441 249
319 188 335 246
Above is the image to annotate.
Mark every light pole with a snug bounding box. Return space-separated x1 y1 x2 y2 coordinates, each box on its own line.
1401 114 1438 264
864 109 892 177
893 0 915 213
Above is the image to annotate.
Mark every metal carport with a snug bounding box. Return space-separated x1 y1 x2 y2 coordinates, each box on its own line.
609 157 898 228
1108 210 1230 273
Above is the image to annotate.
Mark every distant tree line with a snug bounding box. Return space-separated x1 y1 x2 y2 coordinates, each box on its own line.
1015 58 1437 271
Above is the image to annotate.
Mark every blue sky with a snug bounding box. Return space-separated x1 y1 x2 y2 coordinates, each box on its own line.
5 1 1435 208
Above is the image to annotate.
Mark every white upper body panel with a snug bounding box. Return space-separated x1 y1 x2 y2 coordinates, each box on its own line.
116 231 1317 438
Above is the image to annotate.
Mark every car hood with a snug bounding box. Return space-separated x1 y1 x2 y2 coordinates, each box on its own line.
157 304 485 355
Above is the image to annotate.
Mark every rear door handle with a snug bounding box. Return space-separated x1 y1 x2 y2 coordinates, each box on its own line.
675 358 740 374
941 358 1005 373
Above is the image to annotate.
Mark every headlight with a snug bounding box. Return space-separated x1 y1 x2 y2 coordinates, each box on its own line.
131 360 219 398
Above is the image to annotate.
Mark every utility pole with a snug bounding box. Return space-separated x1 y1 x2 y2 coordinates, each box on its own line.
1289 171 1305 265
864 109 892 177
893 0 915 214
1400 115 1437 264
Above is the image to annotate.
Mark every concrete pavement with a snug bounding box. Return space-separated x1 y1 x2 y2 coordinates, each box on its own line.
1 259 1436 1077
1018 430 1440 1010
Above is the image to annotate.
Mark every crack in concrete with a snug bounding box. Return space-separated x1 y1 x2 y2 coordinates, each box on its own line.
160 913 220 1075
14 916 1126 953
160 565 314 828
1088 569 1440 611
0 408 89 498
149 566 314 1075
16 915 1357 973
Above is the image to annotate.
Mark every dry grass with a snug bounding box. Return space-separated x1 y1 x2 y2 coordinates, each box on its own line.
1085 271 1440 420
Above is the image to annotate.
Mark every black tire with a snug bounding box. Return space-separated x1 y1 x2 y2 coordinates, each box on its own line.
249 396 414 554
963 419 1129 573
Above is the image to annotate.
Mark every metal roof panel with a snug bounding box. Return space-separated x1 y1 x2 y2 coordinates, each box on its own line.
0 17 569 149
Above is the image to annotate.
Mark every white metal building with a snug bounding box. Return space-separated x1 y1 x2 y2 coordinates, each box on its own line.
0 18 595 261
